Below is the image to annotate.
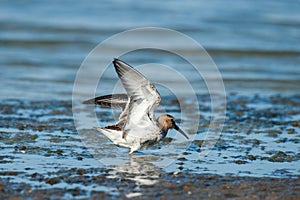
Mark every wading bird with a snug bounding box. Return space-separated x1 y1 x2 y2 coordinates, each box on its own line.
83 59 189 154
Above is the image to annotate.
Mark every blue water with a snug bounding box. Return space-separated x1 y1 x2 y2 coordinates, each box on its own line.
0 2 300 196
0 0 299 99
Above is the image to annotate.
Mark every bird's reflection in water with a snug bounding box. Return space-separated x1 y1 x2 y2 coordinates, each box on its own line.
104 155 164 198
110 155 162 184
118 155 161 185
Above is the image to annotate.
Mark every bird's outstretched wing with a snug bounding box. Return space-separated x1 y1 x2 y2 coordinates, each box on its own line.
83 93 130 126
113 58 161 130
83 94 128 109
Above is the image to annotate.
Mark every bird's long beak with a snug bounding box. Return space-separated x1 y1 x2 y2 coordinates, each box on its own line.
173 123 189 139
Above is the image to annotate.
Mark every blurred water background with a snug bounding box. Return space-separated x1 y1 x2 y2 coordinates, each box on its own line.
1 0 299 99
0 1 300 191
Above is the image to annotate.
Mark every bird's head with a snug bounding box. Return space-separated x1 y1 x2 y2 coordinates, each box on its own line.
157 114 189 139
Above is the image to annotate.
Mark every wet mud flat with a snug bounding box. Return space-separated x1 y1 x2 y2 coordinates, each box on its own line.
0 170 299 199
0 94 299 199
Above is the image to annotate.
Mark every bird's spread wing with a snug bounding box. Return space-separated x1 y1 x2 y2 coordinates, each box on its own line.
83 94 128 109
113 58 161 130
83 93 130 126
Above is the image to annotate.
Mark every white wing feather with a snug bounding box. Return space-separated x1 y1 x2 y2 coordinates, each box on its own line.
113 59 161 135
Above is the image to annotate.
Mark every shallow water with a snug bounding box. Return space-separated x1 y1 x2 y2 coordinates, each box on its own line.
0 95 299 182
0 1 299 198
0 0 299 99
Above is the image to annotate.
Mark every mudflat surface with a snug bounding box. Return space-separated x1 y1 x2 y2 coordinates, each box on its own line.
0 171 299 199
0 94 299 199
